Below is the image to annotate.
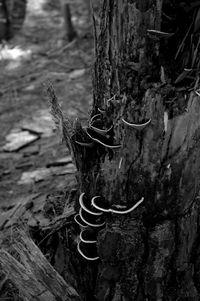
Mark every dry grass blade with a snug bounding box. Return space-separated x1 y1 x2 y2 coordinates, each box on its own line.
192 36 200 68
46 81 63 123
175 18 194 60
45 81 74 153
174 69 192 84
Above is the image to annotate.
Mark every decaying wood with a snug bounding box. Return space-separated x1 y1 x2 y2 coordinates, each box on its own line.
41 203 75 231
46 1 200 300
0 230 81 301
0 193 75 232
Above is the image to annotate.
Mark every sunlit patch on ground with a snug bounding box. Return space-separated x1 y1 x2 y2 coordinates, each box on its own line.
0 46 31 60
0 45 32 70
26 0 48 16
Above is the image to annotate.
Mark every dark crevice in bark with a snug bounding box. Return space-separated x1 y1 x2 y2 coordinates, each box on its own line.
161 0 200 89
137 225 150 300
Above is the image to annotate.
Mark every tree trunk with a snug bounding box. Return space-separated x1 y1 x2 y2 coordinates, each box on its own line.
59 0 77 42
48 1 200 300
0 0 27 41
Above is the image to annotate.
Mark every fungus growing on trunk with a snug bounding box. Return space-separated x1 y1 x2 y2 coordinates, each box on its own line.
80 228 97 244
121 118 151 130
77 241 99 261
79 208 105 228
79 193 103 216
85 128 121 149
74 214 88 228
92 196 144 214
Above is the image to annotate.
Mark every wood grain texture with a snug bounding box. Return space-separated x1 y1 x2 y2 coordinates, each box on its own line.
0 230 82 301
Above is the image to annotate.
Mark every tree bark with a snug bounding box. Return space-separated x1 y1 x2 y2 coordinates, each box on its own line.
48 1 200 300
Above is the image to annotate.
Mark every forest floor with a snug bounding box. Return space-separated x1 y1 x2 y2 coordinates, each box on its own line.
0 0 95 225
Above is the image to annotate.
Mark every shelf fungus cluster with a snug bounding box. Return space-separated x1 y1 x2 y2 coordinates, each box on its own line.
74 193 144 261
121 118 151 130
74 193 105 261
75 113 121 149
75 111 151 150
92 196 144 214
74 110 149 261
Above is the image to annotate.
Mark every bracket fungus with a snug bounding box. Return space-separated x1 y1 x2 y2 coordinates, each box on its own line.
74 214 88 228
92 196 144 214
77 241 99 261
90 114 101 124
75 140 94 148
79 192 103 216
85 128 121 149
79 208 105 228
89 124 113 137
76 193 144 261
89 113 113 137
98 107 106 114
121 118 151 130
80 228 97 244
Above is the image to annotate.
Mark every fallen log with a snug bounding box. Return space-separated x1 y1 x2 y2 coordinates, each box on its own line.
0 230 82 301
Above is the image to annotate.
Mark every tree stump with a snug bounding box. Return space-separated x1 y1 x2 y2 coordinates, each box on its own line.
48 1 200 300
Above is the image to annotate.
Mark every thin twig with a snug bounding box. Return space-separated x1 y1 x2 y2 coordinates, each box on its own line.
47 39 77 57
